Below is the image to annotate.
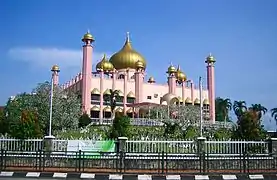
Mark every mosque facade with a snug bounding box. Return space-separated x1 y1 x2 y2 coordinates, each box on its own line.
51 31 216 123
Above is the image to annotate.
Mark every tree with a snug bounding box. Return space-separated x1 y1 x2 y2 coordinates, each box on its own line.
5 82 81 137
108 114 131 139
0 107 8 135
271 108 277 124
233 100 247 118
249 104 267 121
78 113 91 128
104 89 121 118
215 97 232 122
232 110 266 140
9 110 42 139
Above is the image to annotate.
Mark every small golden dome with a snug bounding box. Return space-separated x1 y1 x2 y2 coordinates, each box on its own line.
109 32 146 70
194 98 200 105
82 31 95 42
127 108 133 113
178 96 183 103
96 54 114 72
91 88 100 95
175 65 187 82
127 91 135 98
148 76 155 83
161 93 179 105
115 107 123 113
91 106 100 111
117 90 124 96
51 65 60 72
104 89 111 95
205 53 216 63
185 97 192 104
103 106 111 112
167 64 176 74
135 60 144 69
203 99 209 105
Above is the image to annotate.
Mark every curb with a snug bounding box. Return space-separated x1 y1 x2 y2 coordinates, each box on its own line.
0 172 276 179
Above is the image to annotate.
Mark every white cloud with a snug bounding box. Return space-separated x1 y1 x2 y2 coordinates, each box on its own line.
7 47 108 70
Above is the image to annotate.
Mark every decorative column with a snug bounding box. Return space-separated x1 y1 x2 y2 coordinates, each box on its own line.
51 65 60 86
134 61 145 103
205 53 216 123
167 65 177 94
112 70 116 91
81 31 95 115
99 70 104 122
182 82 186 103
123 71 127 115
190 81 194 105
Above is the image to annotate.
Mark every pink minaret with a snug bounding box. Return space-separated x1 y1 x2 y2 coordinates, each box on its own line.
112 70 116 91
167 64 176 94
206 53 216 123
123 71 127 115
190 81 194 105
81 31 95 115
99 70 104 120
135 60 145 103
182 82 186 102
51 65 60 86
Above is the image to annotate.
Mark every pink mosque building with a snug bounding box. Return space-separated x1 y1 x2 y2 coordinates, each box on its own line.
51 31 216 123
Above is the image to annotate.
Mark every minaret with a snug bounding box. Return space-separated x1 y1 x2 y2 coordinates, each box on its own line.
167 64 177 94
81 31 95 115
205 53 216 123
135 60 145 104
51 65 60 86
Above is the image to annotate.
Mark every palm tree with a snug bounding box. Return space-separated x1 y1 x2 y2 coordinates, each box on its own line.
233 100 247 118
249 104 267 121
271 108 277 124
104 89 121 118
215 97 232 123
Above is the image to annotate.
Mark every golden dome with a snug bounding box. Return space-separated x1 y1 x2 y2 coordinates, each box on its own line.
160 93 179 105
109 32 146 70
185 97 192 104
127 91 135 98
51 65 60 72
135 60 144 69
91 88 100 95
117 90 124 96
178 96 183 103
103 106 111 112
127 108 133 113
82 31 95 42
115 107 123 113
148 76 155 83
203 99 209 105
205 53 216 63
194 98 200 105
175 65 187 82
91 106 100 111
167 64 176 74
104 89 111 95
96 54 114 72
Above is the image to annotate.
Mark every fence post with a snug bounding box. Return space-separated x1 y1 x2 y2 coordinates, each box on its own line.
43 135 55 157
117 137 127 173
0 149 3 171
268 138 277 156
197 137 206 173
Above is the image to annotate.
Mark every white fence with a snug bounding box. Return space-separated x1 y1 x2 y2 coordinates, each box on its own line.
91 118 234 128
0 138 268 154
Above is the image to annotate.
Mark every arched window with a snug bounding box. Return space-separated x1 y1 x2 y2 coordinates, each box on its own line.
118 74 125 79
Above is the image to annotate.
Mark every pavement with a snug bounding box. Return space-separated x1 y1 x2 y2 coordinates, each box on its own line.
0 172 277 179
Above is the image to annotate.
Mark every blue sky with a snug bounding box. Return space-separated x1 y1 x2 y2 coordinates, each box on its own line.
0 0 276 129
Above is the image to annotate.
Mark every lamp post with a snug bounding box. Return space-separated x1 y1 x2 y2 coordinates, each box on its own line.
48 76 54 137
199 76 203 137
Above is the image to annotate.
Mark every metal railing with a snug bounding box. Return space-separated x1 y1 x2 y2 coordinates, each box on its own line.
0 150 276 174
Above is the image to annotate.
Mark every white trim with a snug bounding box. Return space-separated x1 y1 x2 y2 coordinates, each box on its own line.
249 175 264 179
0 172 14 177
166 175 181 180
195 175 209 180
222 175 237 180
80 173 95 179
53 172 67 178
109 174 123 179
138 174 152 180
26 172 40 177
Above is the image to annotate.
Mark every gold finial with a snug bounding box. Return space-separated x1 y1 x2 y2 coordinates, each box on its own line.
177 64 181 71
126 32 130 42
51 64 60 72
205 53 216 63
102 53 107 60
87 29 90 33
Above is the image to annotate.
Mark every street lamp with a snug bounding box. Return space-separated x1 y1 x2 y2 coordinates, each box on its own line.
199 76 203 137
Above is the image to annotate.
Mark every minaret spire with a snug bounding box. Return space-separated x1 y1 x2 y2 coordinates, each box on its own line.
126 32 130 42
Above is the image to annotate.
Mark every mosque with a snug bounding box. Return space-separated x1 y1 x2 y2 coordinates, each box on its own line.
50 31 216 124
